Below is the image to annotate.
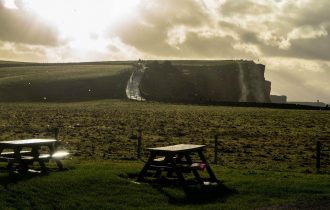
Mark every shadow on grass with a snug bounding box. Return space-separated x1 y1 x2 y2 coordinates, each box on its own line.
125 172 235 205
0 166 69 189
0 168 40 188
153 182 234 205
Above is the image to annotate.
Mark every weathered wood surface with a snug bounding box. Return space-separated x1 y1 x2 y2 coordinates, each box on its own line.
147 144 206 154
0 139 57 147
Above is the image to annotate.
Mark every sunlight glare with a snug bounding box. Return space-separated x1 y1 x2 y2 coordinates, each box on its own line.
23 0 140 51
2 0 18 9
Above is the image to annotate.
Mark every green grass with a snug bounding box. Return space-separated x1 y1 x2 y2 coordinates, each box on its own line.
0 65 130 82
0 160 329 210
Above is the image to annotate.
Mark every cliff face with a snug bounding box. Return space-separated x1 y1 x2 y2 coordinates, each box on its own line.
140 60 271 103
238 62 271 102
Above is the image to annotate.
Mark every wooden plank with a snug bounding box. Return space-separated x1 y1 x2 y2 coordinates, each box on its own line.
1 150 31 157
39 154 51 159
148 144 206 153
0 157 12 162
148 165 173 170
0 139 57 147
153 157 165 162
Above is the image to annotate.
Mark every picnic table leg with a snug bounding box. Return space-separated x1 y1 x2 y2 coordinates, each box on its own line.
32 146 48 172
154 169 162 178
6 160 14 172
14 147 25 173
138 153 156 181
184 154 204 185
49 144 64 170
169 156 186 185
5 148 17 172
165 154 180 177
55 160 64 170
198 150 219 183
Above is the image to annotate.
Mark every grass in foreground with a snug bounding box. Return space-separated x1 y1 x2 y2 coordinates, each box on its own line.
0 160 330 210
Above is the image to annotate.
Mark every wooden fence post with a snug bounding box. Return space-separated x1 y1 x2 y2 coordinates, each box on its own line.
92 143 95 155
214 134 218 164
316 141 321 173
54 127 60 140
137 129 142 159
76 140 81 151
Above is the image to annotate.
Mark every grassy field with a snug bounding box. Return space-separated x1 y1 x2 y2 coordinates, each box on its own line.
1 160 330 210
0 64 132 102
0 100 329 172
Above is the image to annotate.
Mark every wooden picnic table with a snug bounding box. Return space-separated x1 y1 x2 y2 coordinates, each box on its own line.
138 144 219 186
0 139 68 173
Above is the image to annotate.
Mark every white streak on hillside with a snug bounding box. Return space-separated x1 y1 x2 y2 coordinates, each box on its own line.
237 61 248 102
126 62 146 101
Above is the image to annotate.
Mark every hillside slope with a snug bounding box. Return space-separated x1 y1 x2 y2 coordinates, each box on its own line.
0 64 132 102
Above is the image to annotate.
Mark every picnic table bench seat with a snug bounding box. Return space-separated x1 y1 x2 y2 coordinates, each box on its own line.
153 156 205 171
0 151 69 173
0 155 34 163
153 157 166 162
0 150 69 160
0 150 32 157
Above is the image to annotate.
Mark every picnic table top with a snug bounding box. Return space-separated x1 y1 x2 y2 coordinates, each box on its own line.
0 139 57 147
147 144 206 153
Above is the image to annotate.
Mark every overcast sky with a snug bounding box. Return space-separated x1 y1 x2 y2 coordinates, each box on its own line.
0 0 329 103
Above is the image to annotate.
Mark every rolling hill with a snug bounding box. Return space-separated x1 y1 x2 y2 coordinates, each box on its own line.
0 62 133 102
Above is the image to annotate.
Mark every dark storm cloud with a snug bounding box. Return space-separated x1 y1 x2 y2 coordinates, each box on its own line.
0 0 60 46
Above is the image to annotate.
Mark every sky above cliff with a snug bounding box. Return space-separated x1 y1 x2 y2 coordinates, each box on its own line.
0 0 329 103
